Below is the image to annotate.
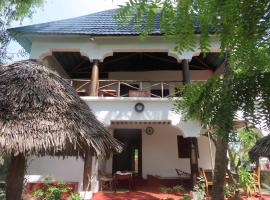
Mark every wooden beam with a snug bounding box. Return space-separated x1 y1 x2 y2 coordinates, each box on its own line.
103 53 137 66
83 151 93 191
70 59 88 74
90 60 99 96
190 138 199 187
194 56 211 69
214 61 225 75
6 154 26 200
182 59 190 83
189 64 207 70
143 53 178 64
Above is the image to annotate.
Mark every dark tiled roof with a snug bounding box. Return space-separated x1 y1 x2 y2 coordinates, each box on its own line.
8 9 163 36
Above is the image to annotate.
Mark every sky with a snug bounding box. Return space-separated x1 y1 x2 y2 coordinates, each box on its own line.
8 0 128 59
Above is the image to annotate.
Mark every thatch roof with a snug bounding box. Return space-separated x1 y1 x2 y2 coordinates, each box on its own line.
249 134 270 161
0 60 122 157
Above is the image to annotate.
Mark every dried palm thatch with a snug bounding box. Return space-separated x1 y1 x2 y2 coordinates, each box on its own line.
249 134 270 161
0 60 122 157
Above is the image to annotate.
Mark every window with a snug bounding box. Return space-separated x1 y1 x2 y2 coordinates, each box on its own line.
177 135 199 158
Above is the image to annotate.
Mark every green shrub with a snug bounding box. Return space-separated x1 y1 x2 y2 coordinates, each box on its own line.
172 185 185 193
33 177 71 200
160 185 173 194
239 167 256 196
68 192 81 200
162 198 174 200
182 195 192 200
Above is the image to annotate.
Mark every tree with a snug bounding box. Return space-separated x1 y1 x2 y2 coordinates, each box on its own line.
0 0 44 63
116 1 270 199
227 128 258 198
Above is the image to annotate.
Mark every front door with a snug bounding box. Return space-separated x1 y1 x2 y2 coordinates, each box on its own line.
113 129 142 177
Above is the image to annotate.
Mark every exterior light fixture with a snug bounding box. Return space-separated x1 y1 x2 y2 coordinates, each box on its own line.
145 127 154 135
134 102 144 113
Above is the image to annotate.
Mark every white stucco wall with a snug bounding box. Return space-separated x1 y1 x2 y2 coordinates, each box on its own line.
30 36 220 61
26 132 215 191
102 124 215 179
25 97 215 192
26 156 99 192
83 97 202 138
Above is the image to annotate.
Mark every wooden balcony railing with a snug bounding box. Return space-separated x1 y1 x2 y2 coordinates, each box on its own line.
69 79 184 98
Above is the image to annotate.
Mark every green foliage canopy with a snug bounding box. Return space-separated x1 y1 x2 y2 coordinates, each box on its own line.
116 0 269 55
115 0 270 137
0 0 44 63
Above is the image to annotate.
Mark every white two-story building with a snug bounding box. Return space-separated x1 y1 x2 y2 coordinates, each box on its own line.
9 9 221 194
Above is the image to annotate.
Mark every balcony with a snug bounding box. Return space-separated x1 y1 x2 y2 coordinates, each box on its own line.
69 79 183 98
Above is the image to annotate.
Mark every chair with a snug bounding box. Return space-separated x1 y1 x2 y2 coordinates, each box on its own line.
253 167 262 196
114 171 134 191
199 168 213 195
98 170 114 191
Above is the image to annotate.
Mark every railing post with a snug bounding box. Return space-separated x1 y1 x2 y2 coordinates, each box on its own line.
117 81 121 97
139 81 143 90
89 60 99 96
161 81 164 98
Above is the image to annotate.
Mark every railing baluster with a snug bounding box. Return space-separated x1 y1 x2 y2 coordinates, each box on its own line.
161 81 164 98
117 81 121 97
68 79 186 98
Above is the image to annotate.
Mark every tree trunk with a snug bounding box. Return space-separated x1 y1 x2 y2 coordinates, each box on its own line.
190 137 199 187
83 151 93 191
212 136 229 200
6 153 26 200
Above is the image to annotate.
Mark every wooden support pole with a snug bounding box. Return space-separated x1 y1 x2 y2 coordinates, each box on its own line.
90 60 99 96
182 59 199 186
6 153 26 200
83 151 93 191
83 60 99 191
182 59 190 83
190 138 199 187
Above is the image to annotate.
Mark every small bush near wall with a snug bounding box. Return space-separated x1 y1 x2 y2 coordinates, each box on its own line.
25 177 80 200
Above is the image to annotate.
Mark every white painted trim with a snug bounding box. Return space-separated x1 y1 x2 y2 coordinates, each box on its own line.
81 96 170 102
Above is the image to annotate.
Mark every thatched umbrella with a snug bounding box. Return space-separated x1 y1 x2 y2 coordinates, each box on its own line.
0 60 122 200
249 134 270 161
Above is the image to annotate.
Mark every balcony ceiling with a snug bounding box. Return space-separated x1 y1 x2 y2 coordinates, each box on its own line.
52 52 224 79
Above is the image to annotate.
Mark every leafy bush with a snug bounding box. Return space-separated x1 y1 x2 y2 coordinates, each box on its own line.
224 184 236 198
193 176 206 200
172 185 185 193
182 195 192 200
33 177 71 200
239 167 256 196
160 185 185 194
68 192 81 200
160 185 173 194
